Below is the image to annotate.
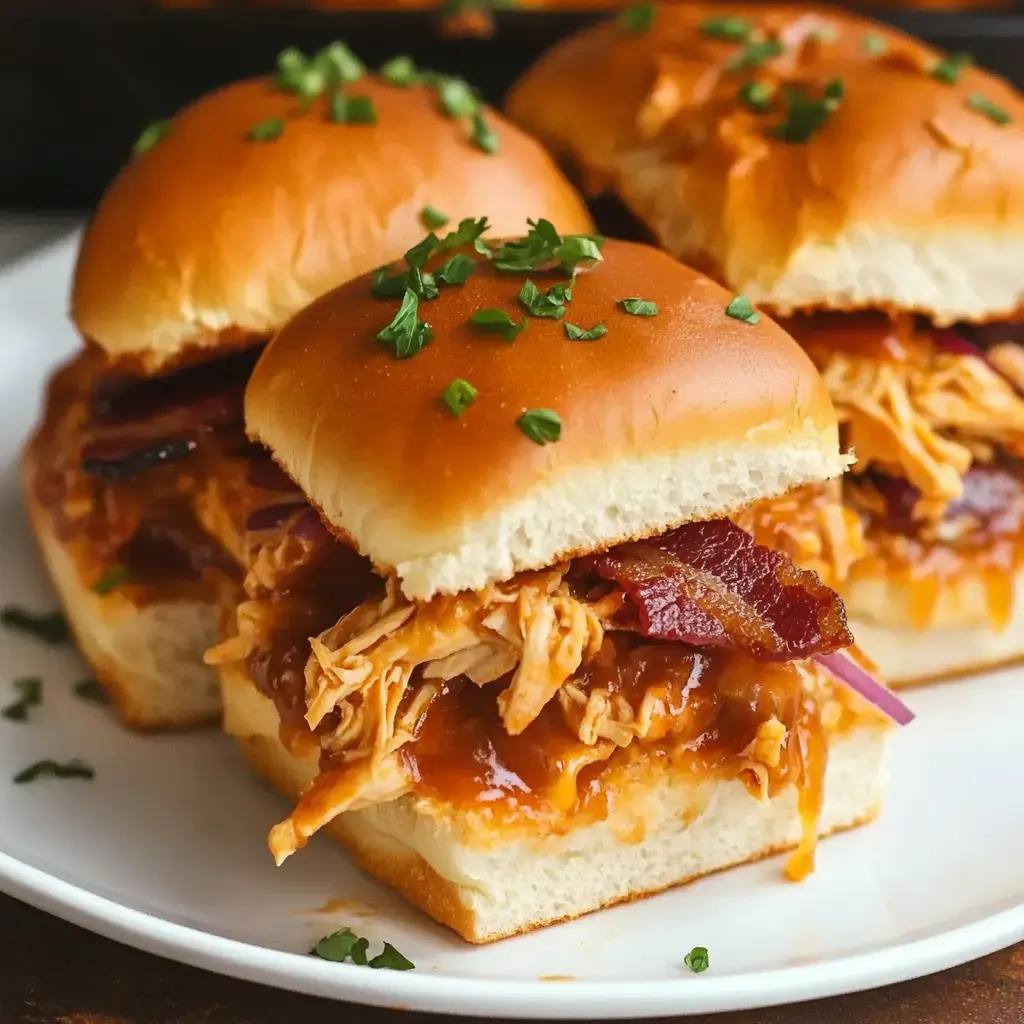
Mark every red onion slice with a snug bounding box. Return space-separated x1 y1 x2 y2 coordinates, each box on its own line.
932 328 986 360
814 651 915 726
290 506 329 541
245 500 307 532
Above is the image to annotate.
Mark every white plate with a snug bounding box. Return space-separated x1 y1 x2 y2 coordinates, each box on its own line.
1 234 1023 1020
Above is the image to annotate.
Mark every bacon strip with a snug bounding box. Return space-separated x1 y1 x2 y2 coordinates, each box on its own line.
867 464 1024 539
78 348 259 483
585 520 852 660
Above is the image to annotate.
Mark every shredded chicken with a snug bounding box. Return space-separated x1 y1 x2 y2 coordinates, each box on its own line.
732 483 865 588
261 569 621 861
820 344 1024 516
204 524 321 667
217 511 863 867
988 343 1024 395
304 567 618 747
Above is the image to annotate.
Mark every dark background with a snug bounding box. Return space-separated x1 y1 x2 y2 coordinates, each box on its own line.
4 2 1024 209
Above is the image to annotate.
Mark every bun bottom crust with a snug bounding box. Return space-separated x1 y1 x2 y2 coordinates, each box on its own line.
222 666 890 944
848 614 1024 688
22 463 221 730
845 566 1024 687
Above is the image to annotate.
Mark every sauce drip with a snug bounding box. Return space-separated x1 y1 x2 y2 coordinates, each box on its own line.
393 635 813 821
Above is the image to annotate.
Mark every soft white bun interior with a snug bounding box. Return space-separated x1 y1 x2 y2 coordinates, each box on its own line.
24 481 221 728
222 665 889 943
845 566 1024 685
391 432 847 600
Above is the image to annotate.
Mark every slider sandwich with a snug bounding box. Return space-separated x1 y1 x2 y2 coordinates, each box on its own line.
208 220 911 943
507 4 1024 685
21 44 594 728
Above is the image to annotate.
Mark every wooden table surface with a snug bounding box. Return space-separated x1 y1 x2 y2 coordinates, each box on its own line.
1 896 1022 1024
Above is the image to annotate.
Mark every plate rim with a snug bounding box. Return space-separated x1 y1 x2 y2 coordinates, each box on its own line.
3 848 1023 1019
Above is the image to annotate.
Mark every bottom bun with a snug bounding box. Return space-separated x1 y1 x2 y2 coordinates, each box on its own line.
848 614 1024 687
222 666 890 944
845 569 1024 687
23 484 221 729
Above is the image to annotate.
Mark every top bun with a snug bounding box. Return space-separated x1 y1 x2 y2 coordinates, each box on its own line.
506 5 1024 324
72 59 594 374
246 229 845 600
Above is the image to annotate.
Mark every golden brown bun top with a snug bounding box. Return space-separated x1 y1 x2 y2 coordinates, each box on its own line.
72 70 594 374
246 232 842 596
506 5 1024 320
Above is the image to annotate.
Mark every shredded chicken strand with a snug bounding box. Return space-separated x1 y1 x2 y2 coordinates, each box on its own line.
203 525 321 667
304 568 618 759
732 483 865 588
821 345 1024 515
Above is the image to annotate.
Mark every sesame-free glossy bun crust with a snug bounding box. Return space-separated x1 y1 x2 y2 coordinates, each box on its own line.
246 238 842 595
505 5 1024 320
72 75 594 373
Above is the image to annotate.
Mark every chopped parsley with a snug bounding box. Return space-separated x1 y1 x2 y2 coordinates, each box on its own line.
470 111 499 154
518 279 571 319
132 119 169 158
420 206 449 230
738 80 774 112
439 216 491 250
469 308 528 342
247 117 284 142
14 759 94 784
375 289 434 358
403 234 442 299
772 78 844 143
74 678 111 705
311 928 414 970
725 294 760 324
618 298 658 317
371 220 488 300
315 41 365 85
1 607 70 646
380 55 420 87
441 378 479 416
1 677 42 722
684 946 709 974
371 264 411 299
862 34 888 55
563 321 607 341
967 93 1012 125
434 75 479 118
329 93 377 125
701 15 752 42
489 219 605 275
436 252 476 286
369 943 416 971
275 48 324 100
275 43 365 105
621 3 655 34
517 409 562 445
725 37 784 73
93 565 127 596
931 51 973 85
